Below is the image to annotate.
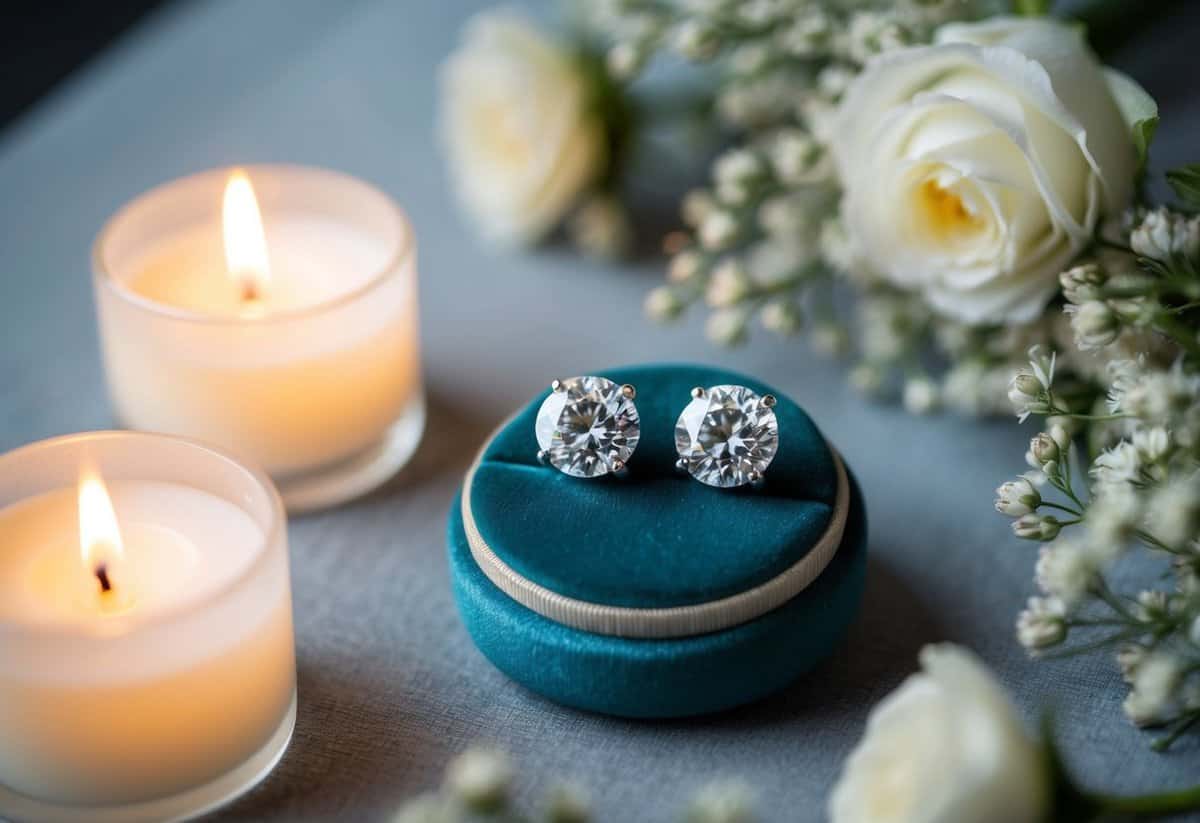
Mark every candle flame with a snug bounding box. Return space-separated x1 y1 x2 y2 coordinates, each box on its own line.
78 465 125 591
222 169 271 302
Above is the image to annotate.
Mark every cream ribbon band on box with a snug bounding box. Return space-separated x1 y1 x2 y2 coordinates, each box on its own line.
460 433 851 640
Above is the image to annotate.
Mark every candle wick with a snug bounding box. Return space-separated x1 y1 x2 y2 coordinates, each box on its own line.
95 563 113 594
240 278 260 303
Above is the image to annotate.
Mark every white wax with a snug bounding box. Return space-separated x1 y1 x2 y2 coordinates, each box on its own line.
98 208 421 479
0 481 259 624
0 482 295 805
125 217 385 317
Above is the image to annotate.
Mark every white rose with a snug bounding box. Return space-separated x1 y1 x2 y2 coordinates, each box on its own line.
440 12 606 246
829 644 1047 823
832 17 1139 325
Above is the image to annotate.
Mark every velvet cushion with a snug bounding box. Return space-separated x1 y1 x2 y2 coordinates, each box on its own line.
468 364 838 608
448 364 868 718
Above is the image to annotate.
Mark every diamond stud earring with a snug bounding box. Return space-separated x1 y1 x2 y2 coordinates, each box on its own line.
535 376 641 478
675 384 779 488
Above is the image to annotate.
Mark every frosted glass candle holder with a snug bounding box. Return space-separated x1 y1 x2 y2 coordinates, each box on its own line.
93 165 425 513
0 431 296 823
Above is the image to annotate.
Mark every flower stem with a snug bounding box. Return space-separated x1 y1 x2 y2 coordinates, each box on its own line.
1012 0 1051 15
1152 712 1200 752
1089 782 1200 816
1092 579 1140 623
1040 501 1083 516
1056 411 1132 422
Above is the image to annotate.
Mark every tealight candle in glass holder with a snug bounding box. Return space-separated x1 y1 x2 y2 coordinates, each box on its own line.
93 165 424 512
0 431 295 823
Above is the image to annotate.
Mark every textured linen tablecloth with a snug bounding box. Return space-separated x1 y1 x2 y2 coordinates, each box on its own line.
2 1 1199 820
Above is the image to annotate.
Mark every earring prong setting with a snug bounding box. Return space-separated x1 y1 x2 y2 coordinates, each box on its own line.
535 376 641 478
674 384 779 488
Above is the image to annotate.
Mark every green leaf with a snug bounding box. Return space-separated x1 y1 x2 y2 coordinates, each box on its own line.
1014 0 1052 15
1104 69 1159 178
1167 164 1200 210
1039 716 1098 823
1132 116 1159 177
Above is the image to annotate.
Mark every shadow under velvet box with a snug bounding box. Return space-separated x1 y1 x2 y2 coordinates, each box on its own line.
447 363 868 718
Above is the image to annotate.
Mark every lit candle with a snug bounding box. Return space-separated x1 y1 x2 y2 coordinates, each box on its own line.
0 432 295 821
93 165 425 512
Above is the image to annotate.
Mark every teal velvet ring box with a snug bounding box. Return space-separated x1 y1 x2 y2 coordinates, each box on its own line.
447 364 867 718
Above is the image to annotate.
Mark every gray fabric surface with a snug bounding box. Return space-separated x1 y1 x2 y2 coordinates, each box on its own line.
1 1 1199 820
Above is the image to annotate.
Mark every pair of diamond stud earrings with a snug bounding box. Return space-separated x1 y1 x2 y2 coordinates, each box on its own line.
534 376 780 488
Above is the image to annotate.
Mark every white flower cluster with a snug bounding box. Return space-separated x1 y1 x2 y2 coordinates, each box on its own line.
987 187 1200 748
627 3 1130 416
388 747 756 823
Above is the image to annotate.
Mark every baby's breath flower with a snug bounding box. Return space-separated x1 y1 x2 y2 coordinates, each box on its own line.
995 476 1041 517
1124 652 1183 727
819 217 859 274
1028 430 1063 472
714 149 763 189
669 250 704 283
1146 474 1200 550
1118 643 1148 683
706 308 749 346
1176 554 1200 597
859 296 920 361
815 64 856 102
1067 300 1120 350
569 195 631 259
545 783 591 823
810 320 849 357
758 195 811 238
606 41 645 80
1092 441 1142 486
682 189 717 228
1017 596 1067 651
1007 346 1057 422
734 0 778 27
1036 537 1100 607
645 286 683 321
942 361 1013 417
902 376 939 415
1110 296 1158 327
776 9 832 58
759 299 802 335
1059 262 1106 304
1133 426 1172 463
1105 357 1142 413
1130 208 1200 262
1135 590 1170 622
391 793 458 823
706 260 751 308
699 211 740 251
673 19 720 60
730 43 770 76
1087 482 1142 548
686 780 755 823
1120 364 1200 438
845 11 912 63
1013 513 1062 541
768 130 822 185
444 748 513 813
